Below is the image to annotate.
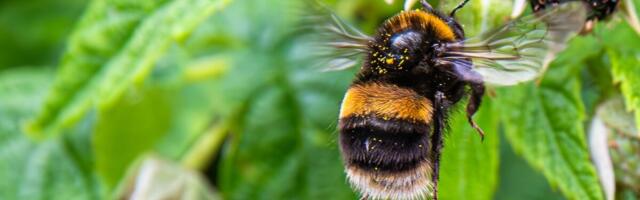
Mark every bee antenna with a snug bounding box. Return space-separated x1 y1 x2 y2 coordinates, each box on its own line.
420 0 434 11
450 0 470 17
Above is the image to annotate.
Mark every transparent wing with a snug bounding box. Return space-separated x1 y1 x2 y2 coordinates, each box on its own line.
301 2 372 71
442 2 587 86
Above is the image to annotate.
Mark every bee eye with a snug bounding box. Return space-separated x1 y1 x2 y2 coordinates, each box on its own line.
390 30 422 54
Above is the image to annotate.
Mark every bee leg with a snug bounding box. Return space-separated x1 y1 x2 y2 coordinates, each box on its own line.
431 91 447 200
466 82 486 141
449 61 486 140
359 194 368 200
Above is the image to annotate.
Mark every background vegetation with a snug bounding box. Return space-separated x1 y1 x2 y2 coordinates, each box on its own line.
0 0 638 199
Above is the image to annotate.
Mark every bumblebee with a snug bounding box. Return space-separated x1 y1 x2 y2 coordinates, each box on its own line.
312 0 587 199
531 0 619 20
530 0 620 32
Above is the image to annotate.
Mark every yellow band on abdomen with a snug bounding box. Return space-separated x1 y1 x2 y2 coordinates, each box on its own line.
339 83 434 123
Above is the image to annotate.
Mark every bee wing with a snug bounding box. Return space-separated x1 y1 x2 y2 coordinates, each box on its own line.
442 2 587 86
302 2 372 71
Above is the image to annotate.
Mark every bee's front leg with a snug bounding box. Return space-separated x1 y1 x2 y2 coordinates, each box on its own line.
447 60 486 140
466 82 486 141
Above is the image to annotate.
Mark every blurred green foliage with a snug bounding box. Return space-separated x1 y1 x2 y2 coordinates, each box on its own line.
0 0 86 69
0 0 639 199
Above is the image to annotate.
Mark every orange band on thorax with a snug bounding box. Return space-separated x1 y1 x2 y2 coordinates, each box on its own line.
383 10 456 41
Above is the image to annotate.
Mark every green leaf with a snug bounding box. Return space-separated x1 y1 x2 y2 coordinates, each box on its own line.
0 68 101 200
27 0 232 139
499 78 603 200
24 0 168 138
440 101 500 200
607 51 640 186
93 86 174 188
153 76 230 161
497 37 605 200
93 53 231 190
216 52 357 199
218 81 357 199
601 23 640 138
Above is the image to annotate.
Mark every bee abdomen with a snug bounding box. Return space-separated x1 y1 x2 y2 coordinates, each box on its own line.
345 160 433 200
340 115 430 170
338 83 434 199
339 115 433 200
